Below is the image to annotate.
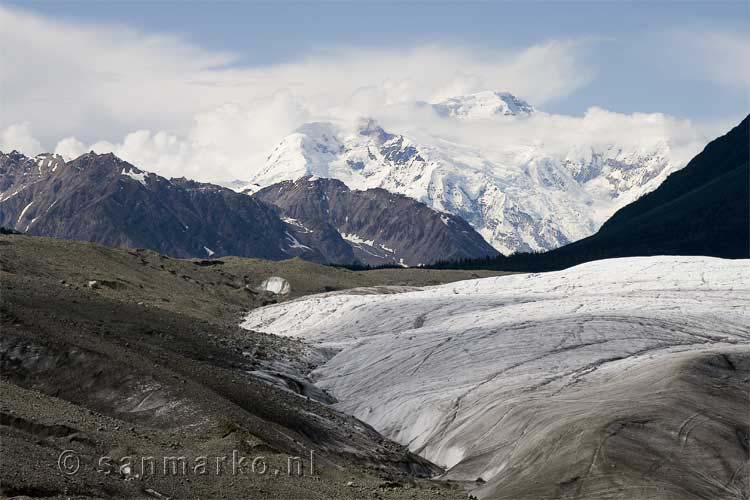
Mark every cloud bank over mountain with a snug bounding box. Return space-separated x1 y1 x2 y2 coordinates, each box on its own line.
0 5 745 183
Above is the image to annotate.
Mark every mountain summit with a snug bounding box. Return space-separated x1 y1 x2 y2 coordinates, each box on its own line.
432 91 535 119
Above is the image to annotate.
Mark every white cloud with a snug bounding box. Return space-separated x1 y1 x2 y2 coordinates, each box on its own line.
51 92 312 180
54 137 87 160
669 30 750 89
51 103 724 188
379 104 720 175
0 123 42 155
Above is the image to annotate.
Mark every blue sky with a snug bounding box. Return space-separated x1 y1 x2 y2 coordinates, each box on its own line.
9 0 748 119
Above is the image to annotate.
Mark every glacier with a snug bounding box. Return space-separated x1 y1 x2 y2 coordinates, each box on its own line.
242 256 750 499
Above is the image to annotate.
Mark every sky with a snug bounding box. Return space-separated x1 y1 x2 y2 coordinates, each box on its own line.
0 1 748 181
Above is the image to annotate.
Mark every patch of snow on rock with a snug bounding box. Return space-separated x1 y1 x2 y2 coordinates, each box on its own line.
285 232 311 250
17 201 33 225
341 232 376 247
121 168 148 186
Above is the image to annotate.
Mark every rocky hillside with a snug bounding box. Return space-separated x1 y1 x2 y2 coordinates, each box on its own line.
254 177 498 266
0 151 309 260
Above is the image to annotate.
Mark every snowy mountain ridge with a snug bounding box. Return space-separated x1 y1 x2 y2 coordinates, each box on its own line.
245 95 680 254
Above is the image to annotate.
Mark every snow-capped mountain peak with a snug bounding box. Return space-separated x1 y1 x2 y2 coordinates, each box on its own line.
433 90 535 119
257 122 343 181
250 118 428 194
0 151 66 178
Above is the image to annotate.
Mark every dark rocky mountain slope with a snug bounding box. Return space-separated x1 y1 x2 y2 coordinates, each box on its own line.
254 177 498 266
0 151 308 260
565 114 750 260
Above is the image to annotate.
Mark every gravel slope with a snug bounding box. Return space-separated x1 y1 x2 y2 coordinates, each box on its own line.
0 234 505 499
